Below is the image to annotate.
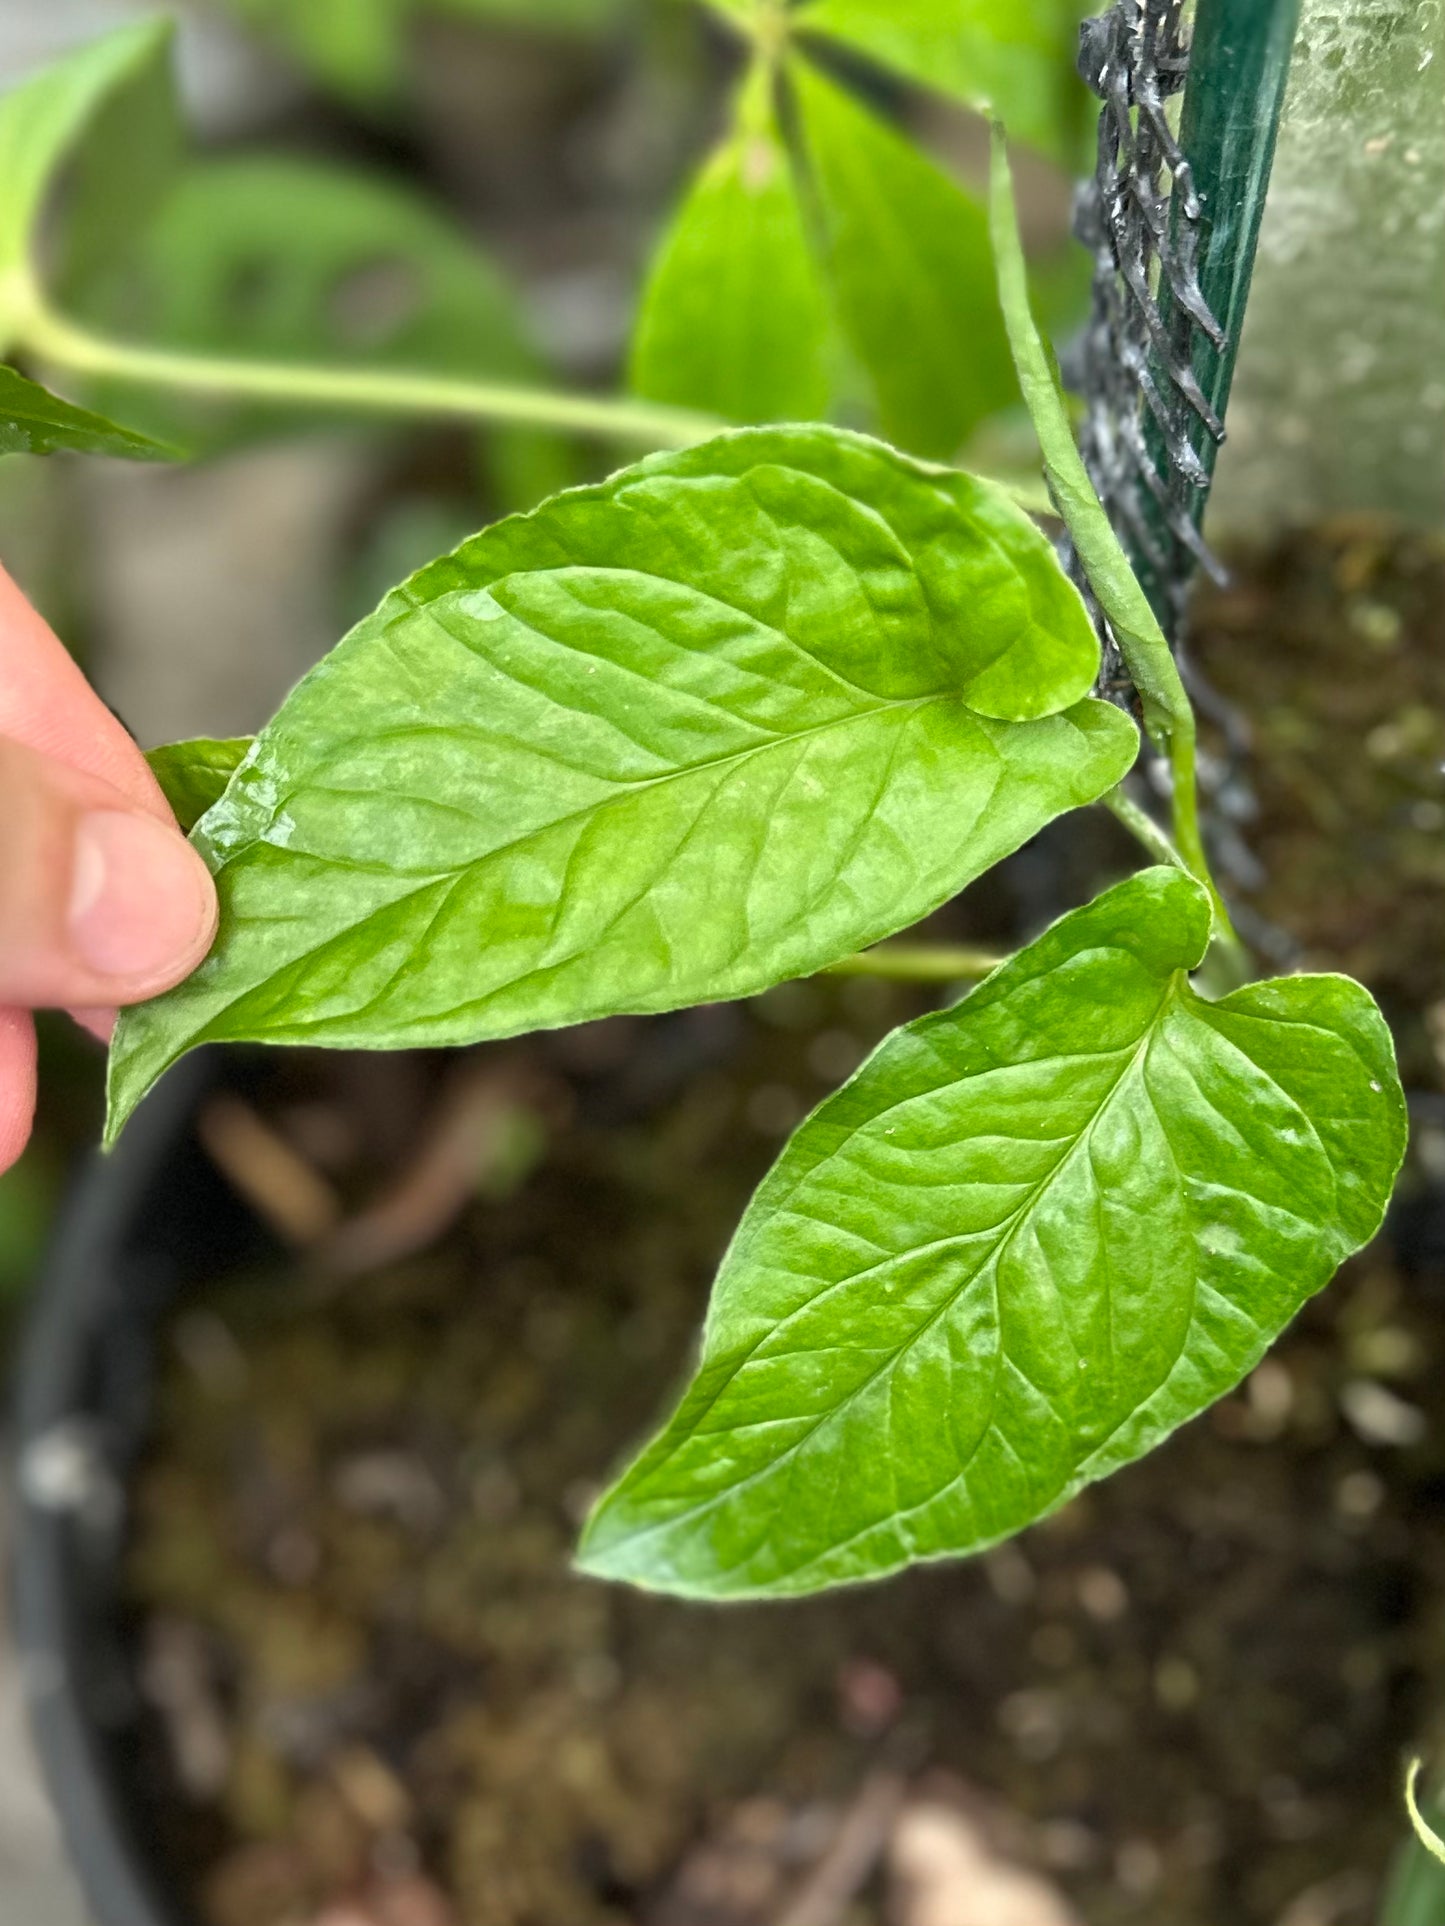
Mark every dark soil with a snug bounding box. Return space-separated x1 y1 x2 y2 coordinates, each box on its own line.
122 527 1445 1926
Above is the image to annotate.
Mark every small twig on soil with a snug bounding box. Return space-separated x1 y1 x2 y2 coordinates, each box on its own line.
889 1797 1081 1926
197 1094 344 1247
140 1617 231 1801
776 1772 908 1926
316 1058 563 1278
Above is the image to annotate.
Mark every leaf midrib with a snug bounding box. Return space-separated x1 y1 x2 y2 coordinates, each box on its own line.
219 678 978 886
179 688 997 1058
781 981 1351 1583
595 984 1178 1581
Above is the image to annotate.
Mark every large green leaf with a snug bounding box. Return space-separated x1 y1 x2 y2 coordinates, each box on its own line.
0 365 175 461
630 67 833 425
792 61 1017 461
579 867 1407 1599
796 0 1085 165
146 737 253 834
0 20 173 351
106 425 1134 1140
68 154 537 455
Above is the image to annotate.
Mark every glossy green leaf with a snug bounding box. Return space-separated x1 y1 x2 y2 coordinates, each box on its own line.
792 61 1016 460
106 425 1134 1141
0 21 173 350
630 67 833 425
796 0 1085 165
68 154 538 455
146 737 253 834
580 867 1407 1598
0 365 176 461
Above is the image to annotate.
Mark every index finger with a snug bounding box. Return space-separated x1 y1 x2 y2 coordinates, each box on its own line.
0 563 169 820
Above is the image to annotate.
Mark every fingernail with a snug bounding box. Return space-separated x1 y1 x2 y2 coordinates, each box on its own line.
68 811 216 986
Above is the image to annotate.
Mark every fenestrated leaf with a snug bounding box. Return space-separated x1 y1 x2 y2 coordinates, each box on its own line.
146 737 253 834
0 364 176 461
791 61 1017 461
795 0 1086 166
0 20 174 350
630 64 833 425
579 867 1406 1599
106 425 1135 1141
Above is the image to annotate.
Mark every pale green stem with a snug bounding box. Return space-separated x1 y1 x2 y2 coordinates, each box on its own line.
14 276 1056 514
19 288 725 451
824 944 1006 984
987 125 1237 949
746 0 792 61
1407 1760 1445 1868
988 472 1057 520
1103 786 1189 873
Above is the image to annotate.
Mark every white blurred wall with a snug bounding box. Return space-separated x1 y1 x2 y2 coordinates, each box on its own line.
1212 0 1445 535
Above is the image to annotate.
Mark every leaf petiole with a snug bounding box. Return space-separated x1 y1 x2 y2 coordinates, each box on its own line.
986 123 1237 951
1103 786 1189 874
823 943 1008 984
16 278 727 451
16 265 1060 519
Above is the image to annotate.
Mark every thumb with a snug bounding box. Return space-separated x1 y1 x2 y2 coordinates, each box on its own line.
0 735 218 1011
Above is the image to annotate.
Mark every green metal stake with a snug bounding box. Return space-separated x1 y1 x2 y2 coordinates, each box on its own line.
1137 0 1301 619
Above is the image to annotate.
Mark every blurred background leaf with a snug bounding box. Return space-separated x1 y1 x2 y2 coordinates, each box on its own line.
67 155 534 440
211 0 623 106
795 0 1090 167
64 153 571 506
0 20 174 346
791 58 1018 460
630 67 834 425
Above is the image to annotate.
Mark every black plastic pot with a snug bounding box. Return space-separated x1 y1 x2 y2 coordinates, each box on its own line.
9 1057 273 1926
3 1012 749 1926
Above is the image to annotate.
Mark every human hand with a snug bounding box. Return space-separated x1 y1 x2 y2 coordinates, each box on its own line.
0 563 218 1174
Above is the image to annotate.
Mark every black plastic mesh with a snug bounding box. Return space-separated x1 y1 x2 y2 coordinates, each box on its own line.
1066 0 1230 696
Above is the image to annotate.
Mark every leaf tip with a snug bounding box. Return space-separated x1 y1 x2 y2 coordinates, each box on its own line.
101 1023 150 1152
574 1485 732 1601
573 1510 667 1594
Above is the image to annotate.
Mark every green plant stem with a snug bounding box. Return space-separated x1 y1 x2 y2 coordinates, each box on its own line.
824 944 1006 984
11 273 1063 520
1103 786 1188 873
986 125 1236 949
19 288 726 451
14 278 1057 516
728 0 791 61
